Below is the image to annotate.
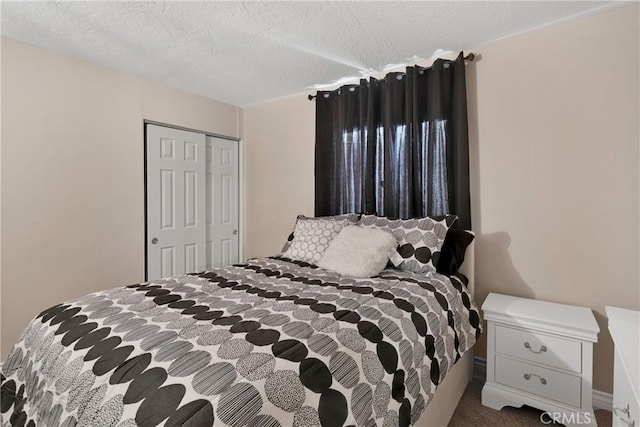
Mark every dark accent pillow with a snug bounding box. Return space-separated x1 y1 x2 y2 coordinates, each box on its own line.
435 228 475 275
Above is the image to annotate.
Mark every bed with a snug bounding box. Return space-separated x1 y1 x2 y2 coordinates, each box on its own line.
1 216 481 427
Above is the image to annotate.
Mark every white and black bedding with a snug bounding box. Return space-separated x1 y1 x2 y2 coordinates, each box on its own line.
1 256 481 427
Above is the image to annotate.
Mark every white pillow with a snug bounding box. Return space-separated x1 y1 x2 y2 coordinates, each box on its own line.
318 226 397 278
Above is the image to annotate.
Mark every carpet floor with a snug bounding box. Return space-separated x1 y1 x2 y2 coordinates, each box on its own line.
448 380 612 426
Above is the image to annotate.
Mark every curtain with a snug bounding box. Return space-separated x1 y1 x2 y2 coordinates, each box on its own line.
314 52 471 229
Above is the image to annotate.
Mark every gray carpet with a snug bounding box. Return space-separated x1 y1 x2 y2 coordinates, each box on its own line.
448 380 612 426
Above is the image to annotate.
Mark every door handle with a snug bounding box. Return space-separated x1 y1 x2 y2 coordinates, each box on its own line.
151 238 158 244
233 230 238 235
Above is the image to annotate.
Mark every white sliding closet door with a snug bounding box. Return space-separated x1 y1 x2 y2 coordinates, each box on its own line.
206 136 240 269
146 124 240 281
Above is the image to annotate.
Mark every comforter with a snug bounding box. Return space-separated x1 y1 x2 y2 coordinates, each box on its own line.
1 257 481 427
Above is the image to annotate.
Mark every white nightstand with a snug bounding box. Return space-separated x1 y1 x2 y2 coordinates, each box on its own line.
481 293 600 427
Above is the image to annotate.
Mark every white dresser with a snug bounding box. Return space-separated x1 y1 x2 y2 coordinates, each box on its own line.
606 306 640 427
481 293 600 427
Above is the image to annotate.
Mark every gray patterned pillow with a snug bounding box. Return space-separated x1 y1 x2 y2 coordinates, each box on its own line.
281 214 360 253
357 214 458 274
282 218 351 264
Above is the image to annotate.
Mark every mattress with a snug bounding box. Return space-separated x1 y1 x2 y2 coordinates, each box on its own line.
0 256 481 427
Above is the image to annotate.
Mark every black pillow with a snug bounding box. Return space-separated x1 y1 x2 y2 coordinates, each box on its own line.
435 228 474 275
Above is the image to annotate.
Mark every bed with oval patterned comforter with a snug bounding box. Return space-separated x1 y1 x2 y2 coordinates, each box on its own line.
0 256 481 427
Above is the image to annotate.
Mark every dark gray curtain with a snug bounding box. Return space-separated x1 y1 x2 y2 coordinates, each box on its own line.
314 52 471 229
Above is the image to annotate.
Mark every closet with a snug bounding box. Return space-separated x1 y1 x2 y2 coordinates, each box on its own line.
145 123 240 280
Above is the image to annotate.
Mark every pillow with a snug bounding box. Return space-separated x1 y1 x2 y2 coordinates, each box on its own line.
282 218 350 264
357 214 458 274
435 228 475 276
281 213 360 253
318 226 397 278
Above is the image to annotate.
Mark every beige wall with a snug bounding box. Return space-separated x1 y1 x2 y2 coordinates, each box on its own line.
244 95 316 258
243 4 639 394
0 36 240 358
469 4 639 394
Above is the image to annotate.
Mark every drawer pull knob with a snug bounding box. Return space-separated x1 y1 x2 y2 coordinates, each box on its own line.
523 373 547 385
524 342 547 354
613 404 635 427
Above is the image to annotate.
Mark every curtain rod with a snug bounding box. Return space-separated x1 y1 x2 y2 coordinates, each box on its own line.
308 52 475 101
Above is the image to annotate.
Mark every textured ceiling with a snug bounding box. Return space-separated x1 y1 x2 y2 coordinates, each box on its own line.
1 1 626 107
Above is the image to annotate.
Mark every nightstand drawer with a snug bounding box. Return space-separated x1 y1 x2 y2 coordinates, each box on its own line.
495 325 582 373
495 356 582 408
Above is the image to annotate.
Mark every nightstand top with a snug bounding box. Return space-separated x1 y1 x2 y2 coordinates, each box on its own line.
482 293 599 341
